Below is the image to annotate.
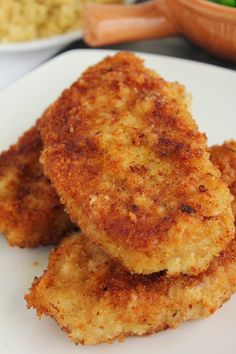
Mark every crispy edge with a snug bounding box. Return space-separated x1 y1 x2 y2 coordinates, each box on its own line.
0 126 75 247
210 140 236 218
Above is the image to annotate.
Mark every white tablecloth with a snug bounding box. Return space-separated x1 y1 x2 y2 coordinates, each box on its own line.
0 48 59 91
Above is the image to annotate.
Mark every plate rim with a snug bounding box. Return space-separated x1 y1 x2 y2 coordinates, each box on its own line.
1 48 235 95
0 30 83 53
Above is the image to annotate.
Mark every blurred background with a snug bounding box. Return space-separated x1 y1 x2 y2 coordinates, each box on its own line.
0 0 235 91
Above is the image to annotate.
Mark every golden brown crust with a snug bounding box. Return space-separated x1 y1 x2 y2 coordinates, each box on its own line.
0 126 75 247
25 141 236 344
25 232 236 345
210 140 236 218
39 51 234 275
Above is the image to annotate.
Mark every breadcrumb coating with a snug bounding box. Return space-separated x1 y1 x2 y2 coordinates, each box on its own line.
25 232 236 345
210 141 236 218
25 141 236 344
39 52 234 275
0 126 74 247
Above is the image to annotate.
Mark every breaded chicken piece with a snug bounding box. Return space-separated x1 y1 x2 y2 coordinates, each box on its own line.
25 143 236 344
39 52 234 275
210 141 236 218
0 126 74 247
25 232 236 345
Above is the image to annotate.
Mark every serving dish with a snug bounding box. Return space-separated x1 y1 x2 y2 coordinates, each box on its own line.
84 0 236 62
0 30 83 53
0 49 235 354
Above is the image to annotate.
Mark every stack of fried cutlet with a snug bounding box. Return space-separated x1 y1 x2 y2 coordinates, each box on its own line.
1 52 236 345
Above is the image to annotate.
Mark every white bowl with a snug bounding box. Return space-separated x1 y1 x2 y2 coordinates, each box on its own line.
0 29 83 53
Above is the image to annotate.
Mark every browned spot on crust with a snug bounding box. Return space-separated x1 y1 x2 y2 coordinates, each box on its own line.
181 204 196 214
199 185 207 193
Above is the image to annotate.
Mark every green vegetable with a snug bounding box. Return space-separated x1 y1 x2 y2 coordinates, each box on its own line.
209 0 236 6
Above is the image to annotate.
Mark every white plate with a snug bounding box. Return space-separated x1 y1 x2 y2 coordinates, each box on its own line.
0 49 236 354
0 30 83 53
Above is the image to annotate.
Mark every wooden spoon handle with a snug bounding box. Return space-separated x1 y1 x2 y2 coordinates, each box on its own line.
83 0 179 46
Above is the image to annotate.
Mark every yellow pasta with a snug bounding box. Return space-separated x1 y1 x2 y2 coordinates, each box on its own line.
0 0 123 42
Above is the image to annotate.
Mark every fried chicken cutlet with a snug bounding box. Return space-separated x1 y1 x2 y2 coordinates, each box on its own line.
25 143 236 345
0 126 74 247
39 52 234 275
26 232 236 345
210 141 236 218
